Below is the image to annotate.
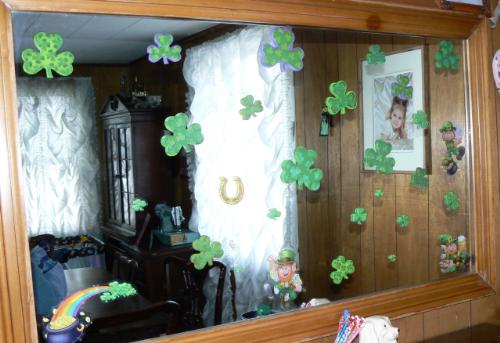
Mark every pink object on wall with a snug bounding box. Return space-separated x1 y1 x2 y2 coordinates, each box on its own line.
493 50 500 92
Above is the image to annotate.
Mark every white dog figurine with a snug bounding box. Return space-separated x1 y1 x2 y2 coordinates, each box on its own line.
359 316 399 343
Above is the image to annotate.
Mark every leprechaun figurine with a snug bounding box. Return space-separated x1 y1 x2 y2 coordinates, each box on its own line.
440 121 465 175
266 248 303 309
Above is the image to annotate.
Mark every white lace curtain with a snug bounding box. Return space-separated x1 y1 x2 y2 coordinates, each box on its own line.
17 77 101 237
183 26 298 324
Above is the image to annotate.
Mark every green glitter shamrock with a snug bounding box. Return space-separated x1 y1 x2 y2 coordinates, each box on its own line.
443 191 460 211
267 208 281 220
147 33 182 64
434 40 460 72
330 256 355 285
391 74 413 100
160 113 204 156
366 44 386 64
412 110 429 129
280 146 324 191
396 214 409 228
131 198 148 212
410 167 429 188
374 188 384 198
190 235 224 270
262 27 304 72
22 32 74 79
364 139 395 175
387 254 397 262
325 80 358 116
350 208 368 225
239 95 263 120
256 304 272 316
100 282 137 303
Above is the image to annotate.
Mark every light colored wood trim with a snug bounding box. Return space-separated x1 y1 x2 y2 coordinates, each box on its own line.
4 0 480 39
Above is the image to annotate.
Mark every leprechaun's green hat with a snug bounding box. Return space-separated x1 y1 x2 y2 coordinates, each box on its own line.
276 248 296 264
439 121 456 132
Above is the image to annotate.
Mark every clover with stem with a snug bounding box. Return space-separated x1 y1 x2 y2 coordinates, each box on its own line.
435 40 460 72
325 80 358 116
443 191 460 211
22 32 74 79
281 146 324 191
330 256 355 285
261 27 304 72
131 198 148 212
391 74 413 100
366 44 386 64
396 214 409 228
190 235 224 270
147 33 182 64
240 95 263 120
267 208 281 220
374 188 384 198
387 254 397 262
100 282 137 303
412 110 429 129
350 208 368 225
160 113 204 156
364 139 396 175
410 167 429 188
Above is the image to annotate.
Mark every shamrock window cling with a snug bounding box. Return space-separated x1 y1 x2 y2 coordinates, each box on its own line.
280 146 324 191
239 95 263 120
363 139 395 175
260 27 304 72
366 44 386 65
434 40 460 73
22 32 74 79
190 235 224 270
330 256 355 285
325 80 358 116
160 112 204 156
147 33 182 64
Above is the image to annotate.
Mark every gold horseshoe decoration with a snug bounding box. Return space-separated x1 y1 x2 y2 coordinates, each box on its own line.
219 176 244 205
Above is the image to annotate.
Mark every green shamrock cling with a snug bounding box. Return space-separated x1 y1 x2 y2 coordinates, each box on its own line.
366 44 386 64
396 214 409 228
325 81 358 116
350 208 368 225
239 95 263 120
280 146 324 191
410 167 429 188
131 198 148 212
100 282 137 303
261 27 304 72
267 208 281 220
443 191 460 211
160 113 204 156
391 74 413 100
374 188 384 198
412 110 429 129
330 256 355 285
147 33 182 64
387 254 397 262
22 32 74 79
434 40 460 72
190 235 224 270
364 139 396 175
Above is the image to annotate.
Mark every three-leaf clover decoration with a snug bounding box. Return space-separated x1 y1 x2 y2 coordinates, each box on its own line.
280 146 324 191
364 139 396 175
410 167 429 188
412 110 429 129
443 191 460 211
325 81 358 116
387 254 397 262
350 208 368 225
435 40 460 72
396 214 409 228
366 44 386 64
190 235 224 270
100 282 137 303
22 32 74 79
261 27 304 72
160 113 204 156
239 95 263 120
147 33 182 64
267 208 281 220
374 188 384 198
132 198 148 212
330 256 355 285
391 74 413 100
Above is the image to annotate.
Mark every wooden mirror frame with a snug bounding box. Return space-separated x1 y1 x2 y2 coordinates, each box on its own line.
0 1 496 342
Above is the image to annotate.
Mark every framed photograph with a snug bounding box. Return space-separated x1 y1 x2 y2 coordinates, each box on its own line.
361 46 426 173
438 0 490 15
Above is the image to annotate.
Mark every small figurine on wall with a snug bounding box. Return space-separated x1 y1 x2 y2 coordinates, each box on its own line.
440 121 465 175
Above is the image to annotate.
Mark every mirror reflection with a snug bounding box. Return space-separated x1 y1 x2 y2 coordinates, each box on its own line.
12 11 472 341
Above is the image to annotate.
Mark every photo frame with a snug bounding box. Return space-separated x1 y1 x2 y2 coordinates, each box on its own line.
438 0 490 15
361 46 426 173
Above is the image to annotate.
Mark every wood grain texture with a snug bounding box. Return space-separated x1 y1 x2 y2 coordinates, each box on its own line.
423 301 471 341
392 314 424 343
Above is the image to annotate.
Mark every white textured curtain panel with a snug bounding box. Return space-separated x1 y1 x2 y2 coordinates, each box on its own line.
17 77 101 237
183 26 298 324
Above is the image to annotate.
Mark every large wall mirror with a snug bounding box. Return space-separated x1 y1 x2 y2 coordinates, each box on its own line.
1 2 495 342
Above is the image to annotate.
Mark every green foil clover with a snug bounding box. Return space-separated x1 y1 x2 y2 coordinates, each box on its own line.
350 208 368 225
22 32 74 79
391 74 413 100
412 110 429 129
387 254 397 262
280 146 324 191
190 235 224 270
132 198 148 212
147 33 182 64
410 168 429 188
443 191 460 212
239 95 263 120
261 27 304 72
396 214 409 228
366 44 386 64
160 113 204 156
330 256 355 285
435 40 460 72
100 282 137 303
325 80 358 116
267 208 281 220
374 188 384 198
364 139 396 175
